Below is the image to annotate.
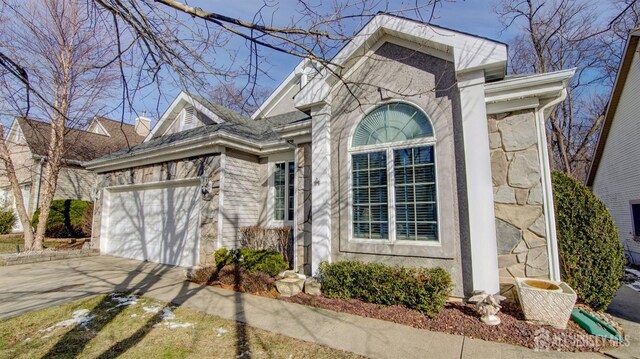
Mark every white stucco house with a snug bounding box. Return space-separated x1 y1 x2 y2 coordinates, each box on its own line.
85 14 574 298
587 27 640 264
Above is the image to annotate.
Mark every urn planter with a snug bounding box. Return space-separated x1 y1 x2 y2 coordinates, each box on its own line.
515 277 577 329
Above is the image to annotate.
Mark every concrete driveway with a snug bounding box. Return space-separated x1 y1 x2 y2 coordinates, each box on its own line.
0 255 189 320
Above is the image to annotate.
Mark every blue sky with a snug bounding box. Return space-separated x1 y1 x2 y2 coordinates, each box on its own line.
126 0 613 125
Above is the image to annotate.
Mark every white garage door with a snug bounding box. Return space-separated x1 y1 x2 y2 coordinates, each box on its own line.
101 181 201 267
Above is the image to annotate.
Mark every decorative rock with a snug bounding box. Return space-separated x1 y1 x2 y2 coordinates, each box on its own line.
276 278 305 297
279 270 300 279
517 252 527 263
507 263 526 278
528 215 546 237
491 150 508 186
489 132 502 149
498 112 537 151
508 148 541 188
523 230 546 248
303 278 322 296
515 189 529 205
525 246 549 277
512 240 528 254
488 117 498 133
498 254 518 268
493 186 516 204
494 204 542 229
495 219 521 254
527 182 543 205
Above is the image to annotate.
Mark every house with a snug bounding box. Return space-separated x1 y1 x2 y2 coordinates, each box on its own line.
85 14 574 298
0 116 148 231
587 27 640 264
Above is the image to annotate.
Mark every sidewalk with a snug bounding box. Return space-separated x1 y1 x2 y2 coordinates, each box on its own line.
0 256 636 359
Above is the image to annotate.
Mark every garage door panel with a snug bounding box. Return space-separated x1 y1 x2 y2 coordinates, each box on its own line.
103 182 200 267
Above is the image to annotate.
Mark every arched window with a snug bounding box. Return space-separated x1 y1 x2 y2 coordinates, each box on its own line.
351 102 438 242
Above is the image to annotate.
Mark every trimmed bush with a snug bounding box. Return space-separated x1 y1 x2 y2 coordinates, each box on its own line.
80 202 94 237
318 261 452 317
214 248 288 277
552 171 625 311
32 199 93 238
239 225 293 265
0 207 16 234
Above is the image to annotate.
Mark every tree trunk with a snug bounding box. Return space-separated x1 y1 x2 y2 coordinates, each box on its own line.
0 131 35 249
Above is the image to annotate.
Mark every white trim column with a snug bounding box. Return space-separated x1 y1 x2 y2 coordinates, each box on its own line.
458 70 500 294
310 103 332 275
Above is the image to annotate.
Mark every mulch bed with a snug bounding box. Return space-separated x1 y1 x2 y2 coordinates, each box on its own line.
187 267 619 352
281 293 619 352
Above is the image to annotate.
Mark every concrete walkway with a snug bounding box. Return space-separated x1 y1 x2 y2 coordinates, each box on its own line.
0 256 636 359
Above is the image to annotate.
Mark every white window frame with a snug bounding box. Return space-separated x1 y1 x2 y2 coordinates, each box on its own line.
273 160 295 223
347 102 441 246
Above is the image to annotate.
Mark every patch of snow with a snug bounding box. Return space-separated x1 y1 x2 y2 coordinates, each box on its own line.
130 314 138 318
216 327 228 337
108 293 138 309
142 305 162 314
160 306 176 320
147 306 193 329
41 309 95 332
625 268 640 293
164 322 193 329
626 268 640 277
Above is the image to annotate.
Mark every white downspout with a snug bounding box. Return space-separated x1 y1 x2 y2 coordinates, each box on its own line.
34 158 44 214
535 89 567 282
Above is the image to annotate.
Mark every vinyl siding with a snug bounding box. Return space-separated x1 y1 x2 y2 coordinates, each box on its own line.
592 42 640 256
221 150 262 247
54 167 96 201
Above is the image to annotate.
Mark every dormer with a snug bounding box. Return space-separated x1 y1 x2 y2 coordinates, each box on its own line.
145 91 225 142
87 118 110 136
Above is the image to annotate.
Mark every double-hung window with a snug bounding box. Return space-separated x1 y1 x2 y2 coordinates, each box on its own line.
274 161 295 221
351 102 438 242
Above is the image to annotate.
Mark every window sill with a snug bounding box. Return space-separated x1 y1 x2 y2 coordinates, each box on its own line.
342 236 454 259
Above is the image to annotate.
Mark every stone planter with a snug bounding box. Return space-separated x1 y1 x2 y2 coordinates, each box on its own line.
515 277 576 329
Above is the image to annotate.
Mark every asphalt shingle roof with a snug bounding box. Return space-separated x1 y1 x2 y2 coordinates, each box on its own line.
18 117 145 162
95 97 310 162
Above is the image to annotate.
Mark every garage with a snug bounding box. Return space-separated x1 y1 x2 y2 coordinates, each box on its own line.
100 180 201 267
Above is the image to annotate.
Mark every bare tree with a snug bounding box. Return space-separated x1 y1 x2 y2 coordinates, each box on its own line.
207 82 271 116
0 0 446 250
0 0 118 250
496 0 640 181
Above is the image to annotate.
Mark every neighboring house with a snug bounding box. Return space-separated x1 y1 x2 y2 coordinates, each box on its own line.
0 116 148 232
587 27 640 264
85 14 574 298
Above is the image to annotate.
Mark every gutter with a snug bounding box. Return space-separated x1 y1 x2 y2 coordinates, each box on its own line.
34 158 44 213
535 91 567 282
85 131 292 172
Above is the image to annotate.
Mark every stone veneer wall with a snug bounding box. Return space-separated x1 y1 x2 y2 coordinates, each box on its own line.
91 155 221 266
296 143 312 275
488 110 549 300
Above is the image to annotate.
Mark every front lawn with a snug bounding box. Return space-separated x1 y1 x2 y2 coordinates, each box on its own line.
0 236 83 254
0 294 363 359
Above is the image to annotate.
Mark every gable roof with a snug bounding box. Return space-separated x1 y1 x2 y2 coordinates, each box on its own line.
16 116 145 163
87 99 307 167
252 12 508 118
586 27 640 186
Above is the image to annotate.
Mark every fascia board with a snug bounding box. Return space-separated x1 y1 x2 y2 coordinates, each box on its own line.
484 69 576 104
